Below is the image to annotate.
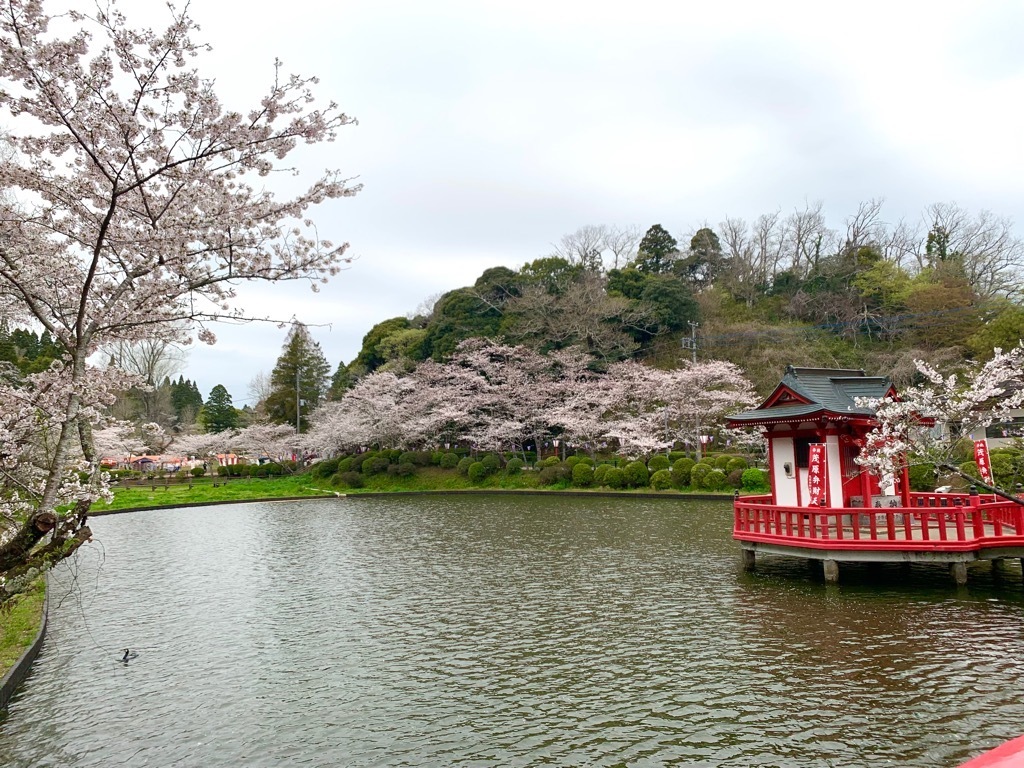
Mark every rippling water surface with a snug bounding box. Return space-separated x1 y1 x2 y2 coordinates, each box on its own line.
3 495 1024 767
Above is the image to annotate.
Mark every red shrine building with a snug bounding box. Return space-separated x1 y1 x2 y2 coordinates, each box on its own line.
727 366 1024 585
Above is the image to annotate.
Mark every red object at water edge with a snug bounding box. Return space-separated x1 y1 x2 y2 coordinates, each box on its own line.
960 735 1024 767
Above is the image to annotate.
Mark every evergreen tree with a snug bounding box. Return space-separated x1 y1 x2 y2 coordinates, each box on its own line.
171 376 205 425
265 322 331 431
633 224 679 274
328 360 352 399
200 384 239 433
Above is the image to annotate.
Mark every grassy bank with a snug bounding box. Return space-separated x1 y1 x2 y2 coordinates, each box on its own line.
92 474 332 512
91 468 733 512
0 578 45 680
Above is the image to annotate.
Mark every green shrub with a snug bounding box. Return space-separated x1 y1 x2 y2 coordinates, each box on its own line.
336 457 354 473
572 463 594 487
457 457 474 475
362 457 390 475
538 465 570 485
690 462 714 488
333 471 364 488
726 469 744 488
254 464 271 478
190 466 205 478
349 454 369 472
604 467 625 489
713 455 731 470
565 455 582 468
907 463 936 492
107 469 140 481
648 455 670 473
481 454 502 474
468 461 488 481
439 452 460 469
505 457 525 474
726 457 748 473
541 456 561 468
671 458 695 487
387 462 416 477
669 451 689 462
576 457 595 467
386 449 402 462
650 469 673 490
991 454 1015 488
959 460 982 481
217 465 229 477
703 469 728 491
741 468 769 491
593 464 610 485
311 458 340 478
399 451 431 467
624 460 649 488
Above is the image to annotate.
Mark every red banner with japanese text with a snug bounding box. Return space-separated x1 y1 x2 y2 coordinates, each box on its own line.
807 443 828 506
974 439 993 485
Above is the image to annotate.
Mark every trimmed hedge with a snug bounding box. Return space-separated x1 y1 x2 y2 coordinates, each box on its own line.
623 461 649 488
726 457 748 473
672 458 695 487
572 463 594 487
648 455 670 473
741 468 769 491
690 462 715 488
650 469 673 490
603 467 626 489
704 469 728 491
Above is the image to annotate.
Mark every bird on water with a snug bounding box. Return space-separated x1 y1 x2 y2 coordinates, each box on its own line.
121 649 138 663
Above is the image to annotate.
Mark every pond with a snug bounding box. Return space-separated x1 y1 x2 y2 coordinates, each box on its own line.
2 495 1024 767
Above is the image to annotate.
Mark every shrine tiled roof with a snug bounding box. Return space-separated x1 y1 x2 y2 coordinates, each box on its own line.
728 366 893 426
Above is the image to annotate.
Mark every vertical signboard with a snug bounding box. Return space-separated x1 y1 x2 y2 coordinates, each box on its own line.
807 443 828 506
974 439 993 485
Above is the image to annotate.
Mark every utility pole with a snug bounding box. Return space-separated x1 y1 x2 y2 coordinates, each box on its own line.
682 322 700 459
680 321 698 363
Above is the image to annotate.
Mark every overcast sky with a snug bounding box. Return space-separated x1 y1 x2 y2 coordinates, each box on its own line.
119 0 1024 405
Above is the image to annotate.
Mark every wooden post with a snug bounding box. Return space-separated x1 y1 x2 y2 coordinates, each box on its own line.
950 562 968 586
823 559 839 583
741 548 756 571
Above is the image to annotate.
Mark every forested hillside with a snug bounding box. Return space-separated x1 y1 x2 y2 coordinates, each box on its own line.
338 200 1024 395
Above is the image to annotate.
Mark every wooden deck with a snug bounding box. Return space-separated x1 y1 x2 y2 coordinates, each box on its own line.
733 492 1024 581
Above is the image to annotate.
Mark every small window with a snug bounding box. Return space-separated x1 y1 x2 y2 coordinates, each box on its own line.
794 437 814 468
840 443 860 479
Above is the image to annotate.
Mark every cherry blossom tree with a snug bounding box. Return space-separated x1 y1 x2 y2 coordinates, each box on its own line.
662 361 758 458
92 421 150 461
0 0 358 598
855 346 1024 499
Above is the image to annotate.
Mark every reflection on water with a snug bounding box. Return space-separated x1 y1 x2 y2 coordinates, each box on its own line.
2 495 1023 767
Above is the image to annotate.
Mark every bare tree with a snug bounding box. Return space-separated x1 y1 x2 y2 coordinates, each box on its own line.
553 225 607 271
921 202 1024 300
602 225 642 271
784 200 836 277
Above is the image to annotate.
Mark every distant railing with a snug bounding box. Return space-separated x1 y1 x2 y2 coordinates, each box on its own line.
734 493 1024 551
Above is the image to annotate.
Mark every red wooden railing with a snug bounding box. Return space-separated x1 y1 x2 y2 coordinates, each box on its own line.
733 493 1024 552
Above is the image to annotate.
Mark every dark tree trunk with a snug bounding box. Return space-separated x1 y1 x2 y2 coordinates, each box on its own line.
0 512 57 574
